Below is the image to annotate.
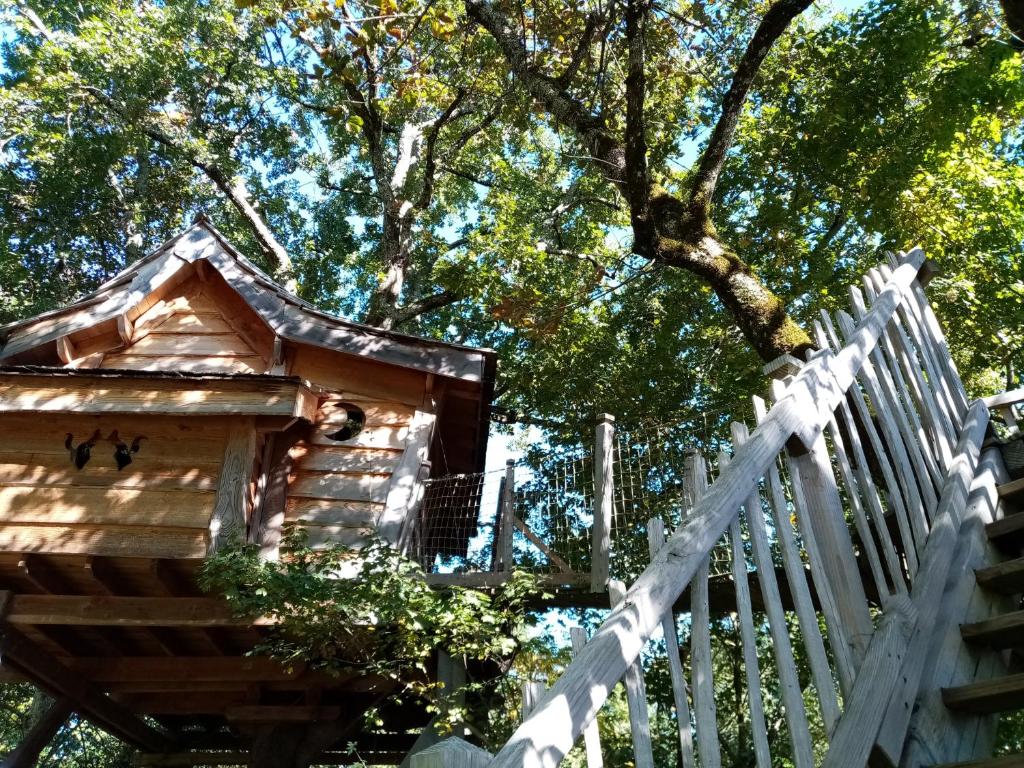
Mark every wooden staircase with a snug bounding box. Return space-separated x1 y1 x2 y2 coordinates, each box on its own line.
936 479 1024 766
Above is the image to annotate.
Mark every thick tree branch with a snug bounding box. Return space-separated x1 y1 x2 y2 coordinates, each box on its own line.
19 4 295 282
465 0 625 181
687 0 813 218
392 289 463 326
555 11 603 87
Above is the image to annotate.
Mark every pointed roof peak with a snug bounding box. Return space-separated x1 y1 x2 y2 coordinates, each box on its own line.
0 219 494 383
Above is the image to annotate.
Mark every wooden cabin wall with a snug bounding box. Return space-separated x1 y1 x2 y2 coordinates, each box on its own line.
285 346 430 549
99 275 271 374
0 414 231 559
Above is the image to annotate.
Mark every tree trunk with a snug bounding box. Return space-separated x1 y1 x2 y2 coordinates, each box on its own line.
363 201 414 329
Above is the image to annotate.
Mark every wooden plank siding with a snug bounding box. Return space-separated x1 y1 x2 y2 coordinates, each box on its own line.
100 281 268 374
0 415 229 559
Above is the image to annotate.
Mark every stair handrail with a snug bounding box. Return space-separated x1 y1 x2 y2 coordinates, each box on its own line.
485 249 929 768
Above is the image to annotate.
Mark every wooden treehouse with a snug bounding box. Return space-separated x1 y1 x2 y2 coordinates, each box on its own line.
0 217 497 765
7 234 1024 768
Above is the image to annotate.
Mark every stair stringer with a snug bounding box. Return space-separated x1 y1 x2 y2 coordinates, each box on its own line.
897 447 1017 767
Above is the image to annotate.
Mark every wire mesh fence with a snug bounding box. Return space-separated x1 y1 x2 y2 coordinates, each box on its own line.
408 417 737 580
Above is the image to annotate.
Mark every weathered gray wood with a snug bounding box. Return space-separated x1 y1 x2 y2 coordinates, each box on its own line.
498 460 515 572
514 516 572 573
570 627 605 768
752 396 840 734
378 409 436 544
609 579 655 768
731 423 815 768
821 410 891 604
208 416 257 554
850 285 942 514
906 272 970 419
896 446 1014 768
411 738 492 768
837 309 932 548
820 311 920 574
646 518 695 768
866 268 956 471
521 680 544 720
486 255 925 768
719 451 771 768
591 414 615 592
685 452 721 768
823 400 990 767
981 388 1024 410
819 594 917 768
786 430 870 696
0 697 72 768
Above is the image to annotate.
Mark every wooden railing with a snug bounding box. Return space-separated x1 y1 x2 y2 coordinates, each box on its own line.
415 249 995 768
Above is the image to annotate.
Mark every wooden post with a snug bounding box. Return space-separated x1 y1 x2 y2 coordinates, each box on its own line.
646 518 694 768
209 417 257 555
498 460 515 573
609 579 655 768
521 680 544 720
411 738 493 768
591 414 615 592
1 697 72 768
569 627 604 768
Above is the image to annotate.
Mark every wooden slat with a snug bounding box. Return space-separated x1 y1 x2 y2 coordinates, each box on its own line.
866 269 956 470
0 374 314 418
997 477 1024 500
0 524 208 559
98 354 266 374
608 580 654 768
0 486 214 527
752 396 840 734
143 312 237 335
943 673 1024 714
837 310 932 548
5 595 268 627
786 430 868 697
120 333 255 357
308 423 409 450
70 656 317 682
569 627 605 768
719 451 770 768
686 451 721 768
0 459 219 491
987 514 1024 550
932 756 1024 768
286 498 383 526
225 705 341 723
289 446 403 474
857 278 946 491
819 311 920 576
299 524 373 549
287 471 391 503
731 422 814 768
646 518 694 768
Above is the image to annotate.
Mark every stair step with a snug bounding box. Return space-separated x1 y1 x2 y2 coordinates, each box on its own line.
987 514 1024 550
976 557 1024 594
933 755 1024 768
961 610 1024 649
943 672 1024 714
998 477 1024 502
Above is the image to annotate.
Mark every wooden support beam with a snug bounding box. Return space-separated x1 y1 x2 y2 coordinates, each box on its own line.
225 705 341 723
590 414 614 592
208 417 257 554
68 656 321 683
0 697 73 768
56 336 78 366
4 595 267 627
513 516 571 573
117 314 135 346
0 615 172 751
497 460 515 573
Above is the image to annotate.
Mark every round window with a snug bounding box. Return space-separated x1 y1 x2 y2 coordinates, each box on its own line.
324 402 366 442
